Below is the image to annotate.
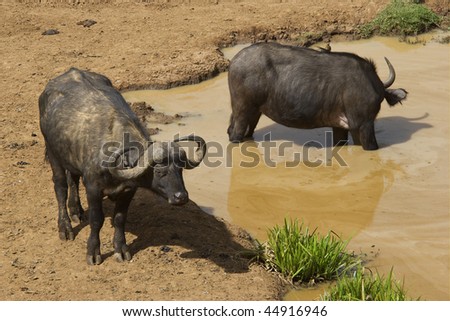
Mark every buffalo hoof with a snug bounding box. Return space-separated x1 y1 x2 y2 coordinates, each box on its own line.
114 251 132 263
59 231 74 241
228 133 244 143
59 226 74 241
362 145 379 151
70 212 86 224
86 253 102 265
229 136 244 143
69 206 86 224
114 244 132 263
361 140 379 150
71 214 81 224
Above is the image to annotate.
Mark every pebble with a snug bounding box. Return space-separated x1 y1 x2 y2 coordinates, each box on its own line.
41 29 59 36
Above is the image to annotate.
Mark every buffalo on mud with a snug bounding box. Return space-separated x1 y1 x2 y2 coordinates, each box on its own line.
227 42 408 150
39 68 206 265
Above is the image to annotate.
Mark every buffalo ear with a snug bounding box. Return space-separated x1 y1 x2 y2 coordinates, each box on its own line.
385 88 408 106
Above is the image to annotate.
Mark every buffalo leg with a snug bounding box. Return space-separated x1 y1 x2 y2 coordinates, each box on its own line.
359 121 379 150
332 127 349 146
245 112 262 139
47 151 74 241
227 114 235 138
228 112 248 143
67 172 85 224
112 190 135 262
350 129 362 146
85 185 104 265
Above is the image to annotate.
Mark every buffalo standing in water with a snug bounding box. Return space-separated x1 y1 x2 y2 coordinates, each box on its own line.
227 42 407 150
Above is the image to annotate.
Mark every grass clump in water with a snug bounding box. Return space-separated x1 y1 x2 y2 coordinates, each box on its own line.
254 219 360 284
321 267 413 301
248 219 418 300
359 0 441 37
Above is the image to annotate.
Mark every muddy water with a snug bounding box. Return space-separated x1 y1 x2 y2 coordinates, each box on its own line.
123 35 449 300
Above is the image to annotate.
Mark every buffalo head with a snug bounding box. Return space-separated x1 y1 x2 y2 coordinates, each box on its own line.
108 135 206 205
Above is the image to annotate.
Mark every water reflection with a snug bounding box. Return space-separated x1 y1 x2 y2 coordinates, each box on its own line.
227 141 397 240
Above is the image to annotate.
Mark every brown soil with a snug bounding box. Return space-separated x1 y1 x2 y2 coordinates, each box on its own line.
0 0 447 301
129 101 186 135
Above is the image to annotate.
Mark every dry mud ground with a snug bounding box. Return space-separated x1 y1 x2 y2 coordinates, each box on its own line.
0 0 448 300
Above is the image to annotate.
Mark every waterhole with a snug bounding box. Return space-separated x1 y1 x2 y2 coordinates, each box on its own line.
123 34 449 300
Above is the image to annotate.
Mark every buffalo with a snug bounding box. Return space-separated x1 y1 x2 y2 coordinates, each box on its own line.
39 68 206 265
227 42 407 150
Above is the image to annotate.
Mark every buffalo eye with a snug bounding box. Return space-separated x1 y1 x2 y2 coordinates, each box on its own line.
153 165 168 178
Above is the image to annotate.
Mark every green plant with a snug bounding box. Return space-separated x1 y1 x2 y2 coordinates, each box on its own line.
321 267 412 301
255 219 360 284
359 0 441 38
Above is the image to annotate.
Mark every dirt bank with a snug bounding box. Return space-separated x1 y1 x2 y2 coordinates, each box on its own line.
0 0 447 300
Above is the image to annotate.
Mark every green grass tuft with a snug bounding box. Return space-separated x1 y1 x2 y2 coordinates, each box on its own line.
359 0 441 37
321 267 413 301
247 219 420 300
254 219 360 284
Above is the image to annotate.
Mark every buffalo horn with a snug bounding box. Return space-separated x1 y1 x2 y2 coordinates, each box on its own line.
382 57 396 89
108 142 165 179
174 135 206 169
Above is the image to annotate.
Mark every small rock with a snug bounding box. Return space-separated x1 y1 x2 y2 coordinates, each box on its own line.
16 161 30 166
42 29 59 36
77 19 97 28
8 142 25 150
11 258 19 267
160 245 172 253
